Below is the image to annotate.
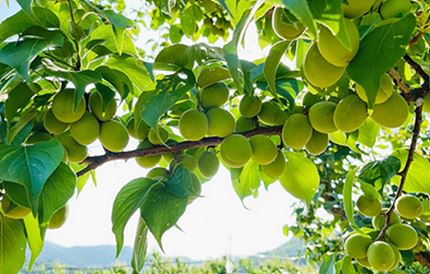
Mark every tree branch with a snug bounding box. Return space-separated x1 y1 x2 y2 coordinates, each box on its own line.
76 126 283 177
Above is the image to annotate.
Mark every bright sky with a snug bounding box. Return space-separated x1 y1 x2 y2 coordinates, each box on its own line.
0 0 299 260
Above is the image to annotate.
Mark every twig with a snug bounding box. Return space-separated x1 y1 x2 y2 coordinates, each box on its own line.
76 126 283 177
67 0 82 71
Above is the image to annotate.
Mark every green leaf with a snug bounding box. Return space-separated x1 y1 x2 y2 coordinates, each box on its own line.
343 168 367 234
282 0 317 37
154 44 195 71
102 10 134 54
279 152 320 204
347 15 416 106
231 161 260 200
357 118 380 148
7 108 37 144
0 139 64 212
264 40 291 98
95 66 133 99
0 216 27 274
23 213 44 270
340 256 356 274
358 156 401 188
0 10 33 43
0 32 64 81
392 150 430 194
140 183 188 250
165 167 201 199
5 83 34 120
319 254 335 274
112 177 155 256
16 0 32 14
131 217 149 273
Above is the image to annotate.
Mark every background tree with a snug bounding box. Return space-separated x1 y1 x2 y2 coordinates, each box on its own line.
1 0 430 273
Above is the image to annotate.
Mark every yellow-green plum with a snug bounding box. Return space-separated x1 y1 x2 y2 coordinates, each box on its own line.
89 92 117 121
344 234 372 259
272 7 305 40
303 44 345 88
317 19 360 67
258 101 286 126
380 0 411 18
148 127 169 145
126 117 150 140
249 135 278 165
220 134 252 168
282 113 313 149
1 196 31 219
48 206 68 229
57 134 87 162
262 151 285 178
176 154 198 170
334 95 368 132
99 120 129 152
305 131 329 155
395 194 422 219
52 89 86 123
343 0 375 18
43 108 69 135
357 195 382 217
206 108 235 137
239 96 262 118
308 101 337 133
235 116 257 133
386 223 418 250
371 93 409 128
423 94 430 113
146 167 168 179
198 151 219 178
199 82 229 108
367 241 396 271
135 141 161 168
388 245 401 271
302 92 322 108
179 109 208 141
372 211 400 230
356 75 394 104
70 112 100 145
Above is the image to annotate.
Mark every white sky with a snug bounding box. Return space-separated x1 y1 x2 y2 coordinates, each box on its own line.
0 0 299 260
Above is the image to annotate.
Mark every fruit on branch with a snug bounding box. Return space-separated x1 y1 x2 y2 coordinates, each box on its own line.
282 113 313 149
388 246 401 271
308 101 337 133
317 19 360 67
52 89 86 123
249 135 278 165
258 101 287 126
43 108 69 135
220 134 252 168
305 130 329 155
148 127 169 145
367 241 396 271
303 44 345 88
302 92 322 108
356 74 393 104
70 112 100 145
342 0 376 18
206 108 235 137
126 117 150 140
179 109 209 141
272 7 305 40
423 94 430 113
235 116 257 133
344 233 372 259
146 167 169 179
57 134 88 163
175 154 198 171
372 211 400 230
135 140 161 168
395 194 423 219
48 206 68 229
262 151 285 178
1 196 31 219
380 0 411 18
199 82 229 108
357 257 371 268
386 223 418 250
333 94 368 132
371 93 409 128
198 151 219 178
239 96 262 118
89 92 117 122
99 120 129 152
357 195 382 216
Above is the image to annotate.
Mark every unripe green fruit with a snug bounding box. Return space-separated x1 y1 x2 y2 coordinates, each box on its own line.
386 223 418 250
239 96 262 118
26 132 53 144
57 134 87 162
282 113 313 149
357 195 382 216
334 95 368 133
126 117 150 140
48 206 68 229
356 74 394 104
206 108 235 137
148 127 169 145
388 245 401 271
199 82 229 108
262 151 285 178
235 117 257 133
423 94 430 113
367 241 396 271
303 44 345 88
100 120 129 152
357 257 371 268
258 102 286 126
317 19 360 67
342 0 375 18
135 141 161 168
272 7 305 40
43 109 69 135
249 135 278 165
52 89 86 123
1 196 31 219
371 93 409 128
380 0 411 18
179 109 208 141
302 92 322 108
372 211 400 230
146 167 168 179
70 112 100 145
220 134 252 168
198 151 219 178
308 101 337 133
89 92 117 121
395 194 422 219
177 154 197 170
344 234 372 259
305 131 328 155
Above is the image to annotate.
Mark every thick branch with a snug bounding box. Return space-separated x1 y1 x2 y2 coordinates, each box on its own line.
76 126 283 177
415 252 430 269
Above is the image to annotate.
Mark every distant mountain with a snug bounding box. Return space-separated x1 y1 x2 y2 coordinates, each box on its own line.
260 237 306 258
